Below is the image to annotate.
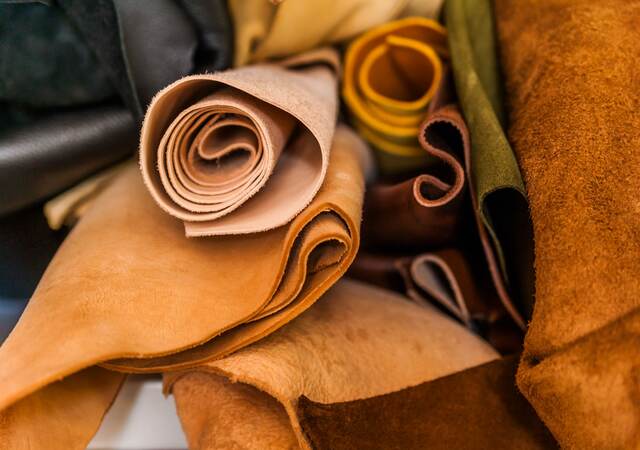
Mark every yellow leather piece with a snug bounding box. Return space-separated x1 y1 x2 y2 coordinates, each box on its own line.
343 17 449 174
229 0 444 66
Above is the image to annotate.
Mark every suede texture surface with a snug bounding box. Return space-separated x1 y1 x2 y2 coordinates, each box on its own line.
445 0 535 318
495 0 640 447
140 49 340 237
229 0 443 66
343 17 450 175
0 125 366 424
297 355 557 450
165 279 498 449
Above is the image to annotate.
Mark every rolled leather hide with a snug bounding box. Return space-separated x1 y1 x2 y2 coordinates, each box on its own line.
165 279 498 450
0 124 366 423
140 49 340 237
495 0 640 447
343 17 449 174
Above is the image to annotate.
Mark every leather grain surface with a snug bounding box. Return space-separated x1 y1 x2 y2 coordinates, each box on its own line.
165 279 498 450
0 124 366 420
495 0 640 447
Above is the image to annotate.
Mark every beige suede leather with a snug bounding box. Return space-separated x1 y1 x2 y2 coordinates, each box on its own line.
0 124 366 415
140 49 340 237
0 368 125 450
165 279 499 450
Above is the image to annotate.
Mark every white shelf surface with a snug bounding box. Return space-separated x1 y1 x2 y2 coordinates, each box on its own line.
88 375 188 450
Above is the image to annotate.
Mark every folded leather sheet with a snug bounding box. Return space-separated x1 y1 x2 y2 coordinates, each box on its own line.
0 368 125 450
359 104 525 332
140 49 340 237
495 0 640 447
165 279 499 449
298 355 556 449
229 0 444 66
343 17 449 174
0 124 366 419
445 0 535 318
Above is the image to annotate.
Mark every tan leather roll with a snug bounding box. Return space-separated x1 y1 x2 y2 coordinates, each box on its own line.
165 279 499 450
140 49 339 237
0 125 367 417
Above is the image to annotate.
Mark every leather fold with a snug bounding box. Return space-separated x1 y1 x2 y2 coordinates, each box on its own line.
164 279 498 450
445 0 535 318
0 124 366 414
358 105 525 335
0 368 125 450
343 17 449 174
140 49 340 237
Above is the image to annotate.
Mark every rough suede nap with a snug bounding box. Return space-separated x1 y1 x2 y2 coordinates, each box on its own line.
495 0 640 447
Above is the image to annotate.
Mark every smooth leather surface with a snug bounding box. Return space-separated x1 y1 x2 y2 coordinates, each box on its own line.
165 279 498 449
0 105 137 216
445 0 535 318
0 124 366 416
0 368 125 450
298 355 556 450
229 0 444 66
140 49 340 237
496 0 640 447
343 17 449 174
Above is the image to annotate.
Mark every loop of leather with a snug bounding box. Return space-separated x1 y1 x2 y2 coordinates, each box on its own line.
140 49 340 237
343 17 449 174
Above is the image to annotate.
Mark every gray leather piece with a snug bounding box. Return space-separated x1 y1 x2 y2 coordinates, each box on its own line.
0 299 26 343
0 105 137 215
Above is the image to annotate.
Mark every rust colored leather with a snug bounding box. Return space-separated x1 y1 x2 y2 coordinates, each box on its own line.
0 124 366 418
140 49 340 237
165 279 498 449
297 355 557 450
495 0 640 447
360 105 525 332
0 368 125 450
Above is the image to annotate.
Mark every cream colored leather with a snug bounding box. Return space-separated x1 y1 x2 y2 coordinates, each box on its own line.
140 49 340 237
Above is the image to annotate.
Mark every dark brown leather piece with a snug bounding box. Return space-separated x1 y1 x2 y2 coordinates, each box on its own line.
297 355 557 450
356 105 524 349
